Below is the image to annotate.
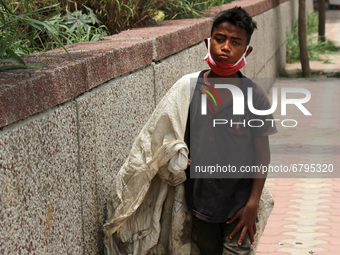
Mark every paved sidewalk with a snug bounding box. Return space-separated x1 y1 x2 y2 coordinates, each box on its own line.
256 9 340 255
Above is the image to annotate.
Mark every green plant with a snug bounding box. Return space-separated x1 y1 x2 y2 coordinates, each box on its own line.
279 67 291 78
45 5 108 45
0 0 69 72
61 5 102 32
61 24 108 43
84 0 163 34
159 0 233 20
327 71 340 78
1 1 109 72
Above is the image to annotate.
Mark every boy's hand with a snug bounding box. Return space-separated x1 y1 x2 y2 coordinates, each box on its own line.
227 201 258 245
227 136 270 246
187 159 191 167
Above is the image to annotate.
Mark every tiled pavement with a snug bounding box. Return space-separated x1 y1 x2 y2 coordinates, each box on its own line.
256 10 340 255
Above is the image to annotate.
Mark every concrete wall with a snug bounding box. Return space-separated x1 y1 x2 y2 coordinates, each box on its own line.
0 0 312 254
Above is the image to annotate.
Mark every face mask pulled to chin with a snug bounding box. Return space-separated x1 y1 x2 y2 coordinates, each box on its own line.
203 38 249 77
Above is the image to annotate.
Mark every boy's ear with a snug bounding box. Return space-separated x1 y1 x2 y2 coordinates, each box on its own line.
204 38 208 49
245 46 253 58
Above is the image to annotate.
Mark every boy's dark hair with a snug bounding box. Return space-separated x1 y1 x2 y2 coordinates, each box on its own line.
211 7 257 44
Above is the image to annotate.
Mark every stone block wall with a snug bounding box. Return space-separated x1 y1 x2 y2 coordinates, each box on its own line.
0 0 312 254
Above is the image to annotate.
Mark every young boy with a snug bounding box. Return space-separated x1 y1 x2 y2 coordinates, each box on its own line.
103 6 277 255
185 7 277 255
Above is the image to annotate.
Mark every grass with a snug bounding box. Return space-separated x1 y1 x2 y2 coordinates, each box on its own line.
78 0 162 35
327 71 340 78
159 0 233 20
280 67 340 78
281 68 313 78
1 0 108 72
0 0 69 72
286 12 339 64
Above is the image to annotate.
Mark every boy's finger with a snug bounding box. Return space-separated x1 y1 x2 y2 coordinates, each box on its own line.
229 222 241 239
248 227 255 245
226 211 239 224
237 227 248 245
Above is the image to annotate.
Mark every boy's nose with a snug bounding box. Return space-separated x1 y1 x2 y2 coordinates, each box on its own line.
222 40 231 52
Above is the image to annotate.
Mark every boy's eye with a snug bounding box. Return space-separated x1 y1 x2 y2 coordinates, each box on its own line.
232 41 240 45
215 38 223 43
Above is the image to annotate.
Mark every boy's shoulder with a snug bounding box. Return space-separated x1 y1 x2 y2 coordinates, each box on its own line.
171 71 203 93
240 73 268 99
238 72 272 111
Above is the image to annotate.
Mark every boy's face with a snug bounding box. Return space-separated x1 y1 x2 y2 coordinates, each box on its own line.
210 22 252 64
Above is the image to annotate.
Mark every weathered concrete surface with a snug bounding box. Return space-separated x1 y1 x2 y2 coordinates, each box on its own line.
154 42 208 104
0 102 82 254
77 67 155 254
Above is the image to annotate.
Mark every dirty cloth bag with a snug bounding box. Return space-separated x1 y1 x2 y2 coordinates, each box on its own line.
103 72 274 255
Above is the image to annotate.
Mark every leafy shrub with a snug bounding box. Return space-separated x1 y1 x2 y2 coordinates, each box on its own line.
0 0 67 71
1 0 107 71
45 5 108 45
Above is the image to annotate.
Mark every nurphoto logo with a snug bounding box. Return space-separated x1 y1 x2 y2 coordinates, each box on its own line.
200 84 312 128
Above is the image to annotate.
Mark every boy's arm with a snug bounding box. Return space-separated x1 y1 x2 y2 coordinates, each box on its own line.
227 136 270 245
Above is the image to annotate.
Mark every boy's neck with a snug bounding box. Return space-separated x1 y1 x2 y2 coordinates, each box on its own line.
203 70 242 88
204 70 240 79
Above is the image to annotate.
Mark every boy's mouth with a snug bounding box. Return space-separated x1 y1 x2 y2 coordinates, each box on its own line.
217 55 231 62
219 55 229 59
